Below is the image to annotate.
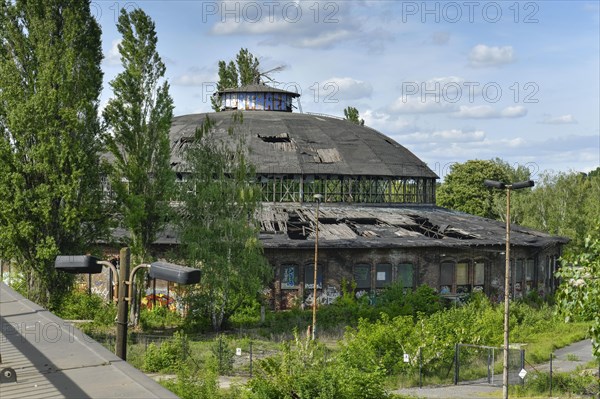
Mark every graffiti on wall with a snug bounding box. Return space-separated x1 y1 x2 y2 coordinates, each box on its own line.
304 285 340 306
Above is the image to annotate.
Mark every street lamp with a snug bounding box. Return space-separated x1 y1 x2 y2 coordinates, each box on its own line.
55 248 200 360
484 179 534 399
312 193 323 340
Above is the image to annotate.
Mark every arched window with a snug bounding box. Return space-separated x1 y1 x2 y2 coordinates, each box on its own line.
525 258 535 293
376 263 392 288
474 261 485 292
397 263 414 288
440 261 455 294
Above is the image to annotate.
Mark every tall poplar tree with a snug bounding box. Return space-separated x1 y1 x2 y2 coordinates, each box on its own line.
179 114 271 331
0 0 104 307
103 8 174 264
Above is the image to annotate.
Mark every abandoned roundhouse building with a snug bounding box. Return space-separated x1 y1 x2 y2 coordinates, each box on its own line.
166 84 568 310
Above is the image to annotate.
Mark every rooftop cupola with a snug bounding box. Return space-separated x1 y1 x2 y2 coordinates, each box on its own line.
215 83 300 112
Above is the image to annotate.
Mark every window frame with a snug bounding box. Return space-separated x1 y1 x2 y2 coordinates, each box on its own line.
353 263 372 290
397 262 414 289
280 264 299 289
375 263 393 288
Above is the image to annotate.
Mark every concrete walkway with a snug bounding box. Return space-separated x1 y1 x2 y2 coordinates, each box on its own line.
391 339 597 399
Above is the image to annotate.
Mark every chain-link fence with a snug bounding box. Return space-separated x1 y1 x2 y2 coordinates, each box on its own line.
455 343 525 387
88 331 279 377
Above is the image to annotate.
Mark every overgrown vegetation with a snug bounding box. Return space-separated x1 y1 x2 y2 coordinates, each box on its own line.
140 306 183 332
511 370 599 397
55 290 116 326
58 278 594 397
339 293 589 382
246 332 393 399
556 226 600 358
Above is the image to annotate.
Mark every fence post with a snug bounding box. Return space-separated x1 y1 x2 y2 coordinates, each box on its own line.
249 341 253 378
549 352 553 397
454 344 459 385
419 347 423 389
520 349 525 387
487 348 492 384
219 335 223 374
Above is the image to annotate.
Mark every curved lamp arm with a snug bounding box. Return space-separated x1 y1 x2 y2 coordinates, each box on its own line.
126 264 150 302
97 261 120 302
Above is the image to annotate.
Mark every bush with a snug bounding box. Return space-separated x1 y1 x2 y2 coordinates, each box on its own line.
143 331 188 373
57 290 116 325
140 306 182 332
247 332 392 399
160 368 222 399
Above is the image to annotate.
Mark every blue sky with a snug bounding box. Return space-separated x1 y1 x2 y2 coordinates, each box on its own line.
95 1 600 179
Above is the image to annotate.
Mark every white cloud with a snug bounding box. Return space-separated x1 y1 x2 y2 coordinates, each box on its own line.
104 39 122 66
432 129 486 142
361 110 414 134
500 106 528 118
389 96 458 114
468 44 515 68
453 105 527 119
294 30 356 49
538 114 578 124
207 2 391 51
173 67 216 87
395 129 486 144
325 77 372 100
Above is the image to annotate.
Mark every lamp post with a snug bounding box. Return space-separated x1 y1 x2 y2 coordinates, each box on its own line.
484 179 534 399
55 248 200 360
312 193 323 340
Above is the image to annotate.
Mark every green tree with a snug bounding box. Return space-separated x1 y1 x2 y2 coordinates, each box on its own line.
236 48 260 86
102 8 175 263
343 106 365 126
488 158 533 224
520 171 599 250
211 48 260 111
178 113 271 331
0 0 104 307
437 160 512 219
556 227 600 358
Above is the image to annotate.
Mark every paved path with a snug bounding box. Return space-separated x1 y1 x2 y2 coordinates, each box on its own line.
391 339 596 399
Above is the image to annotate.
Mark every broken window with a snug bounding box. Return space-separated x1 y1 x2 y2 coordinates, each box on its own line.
440 261 454 294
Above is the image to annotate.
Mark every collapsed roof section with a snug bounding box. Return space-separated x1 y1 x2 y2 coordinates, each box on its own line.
257 203 570 249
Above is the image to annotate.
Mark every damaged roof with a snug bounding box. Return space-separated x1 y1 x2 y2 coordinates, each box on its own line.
257 203 570 250
169 111 438 178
